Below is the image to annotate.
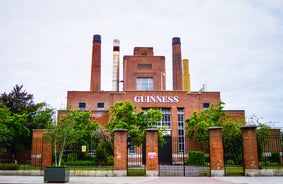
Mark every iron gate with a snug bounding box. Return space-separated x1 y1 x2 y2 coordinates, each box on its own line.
127 143 146 176
159 136 210 176
223 134 244 176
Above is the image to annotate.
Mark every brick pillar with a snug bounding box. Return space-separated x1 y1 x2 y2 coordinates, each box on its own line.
241 125 259 176
113 129 128 176
31 129 45 166
145 129 159 176
208 126 224 176
41 133 52 170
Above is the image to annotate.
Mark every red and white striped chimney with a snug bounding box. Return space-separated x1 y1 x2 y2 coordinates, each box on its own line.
112 39 120 91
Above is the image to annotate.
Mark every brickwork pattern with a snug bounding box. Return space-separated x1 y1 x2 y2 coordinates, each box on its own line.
41 133 52 170
145 129 159 171
113 129 128 171
31 130 45 166
208 127 224 171
241 126 259 170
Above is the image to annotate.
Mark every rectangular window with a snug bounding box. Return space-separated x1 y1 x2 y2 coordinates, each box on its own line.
203 103 210 110
136 77 153 90
79 102 86 110
97 102 104 110
178 108 185 152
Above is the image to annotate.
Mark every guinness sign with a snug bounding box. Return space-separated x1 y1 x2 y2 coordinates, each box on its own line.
134 96 179 103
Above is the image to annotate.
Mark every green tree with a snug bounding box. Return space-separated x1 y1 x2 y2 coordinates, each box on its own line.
0 85 55 151
71 110 98 146
185 101 246 164
46 110 98 167
0 102 29 150
185 101 226 144
107 100 163 146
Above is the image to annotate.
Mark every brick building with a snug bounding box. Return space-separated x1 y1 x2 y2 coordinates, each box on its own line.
65 34 245 151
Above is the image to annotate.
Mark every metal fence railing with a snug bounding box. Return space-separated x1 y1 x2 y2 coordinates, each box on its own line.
159 136 210 177
61 143 114 171
223 134 244 176
257 128 283 170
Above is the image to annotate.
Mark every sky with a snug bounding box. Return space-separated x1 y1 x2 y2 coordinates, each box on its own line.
1 0 283 127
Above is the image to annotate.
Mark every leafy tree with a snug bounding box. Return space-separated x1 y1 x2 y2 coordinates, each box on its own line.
107 100 163 147
71 110 98 146
93 125 112 144
0 84 35 115
185 101 246 164
0 102 29 150
0 85 55 151
0 104 16 148
46 110 98 167
185 101 226 144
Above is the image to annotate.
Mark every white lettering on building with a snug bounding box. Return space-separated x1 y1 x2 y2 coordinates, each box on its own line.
134 96 179 103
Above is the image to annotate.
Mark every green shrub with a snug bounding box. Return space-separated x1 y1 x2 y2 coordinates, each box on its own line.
186 151 205 165
226 159 234 165
95 144 107 165
107 155 114 166
65 153 77 161
271 152 280 163
0 164 20 170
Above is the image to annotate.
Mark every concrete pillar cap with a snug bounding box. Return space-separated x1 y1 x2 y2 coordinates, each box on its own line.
208 126 223 130
145 128 158 132
241 125 257 129
113 128 128 132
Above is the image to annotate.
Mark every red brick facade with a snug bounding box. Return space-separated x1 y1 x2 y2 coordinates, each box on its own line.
67 90 222 138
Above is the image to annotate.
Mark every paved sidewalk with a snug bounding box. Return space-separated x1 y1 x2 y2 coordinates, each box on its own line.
1 176 283 184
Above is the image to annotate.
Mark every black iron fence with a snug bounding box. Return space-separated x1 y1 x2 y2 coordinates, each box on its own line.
127 144 145 176
61 141 114 171
159 136 210 176
257 128 283 170
223 134 244 176
0 139 41 171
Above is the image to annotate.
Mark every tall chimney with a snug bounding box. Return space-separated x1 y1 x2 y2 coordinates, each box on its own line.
172 37 183 90
183 59 191 93
112 39 120 91
90 34 101 91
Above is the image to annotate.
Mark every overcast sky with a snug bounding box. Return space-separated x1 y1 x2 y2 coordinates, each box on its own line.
1 0 282 126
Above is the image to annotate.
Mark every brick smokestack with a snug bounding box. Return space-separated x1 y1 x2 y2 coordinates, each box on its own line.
90 34 101 91
172 37 183 90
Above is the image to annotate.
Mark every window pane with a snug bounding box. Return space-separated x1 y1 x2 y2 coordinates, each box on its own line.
136 77 153 90
178 108 184 152
79 102 86 110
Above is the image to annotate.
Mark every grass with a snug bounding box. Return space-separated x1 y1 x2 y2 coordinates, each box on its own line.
127 169 146 176
225 167 244 175
69 166 114 171
260 166 283 170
